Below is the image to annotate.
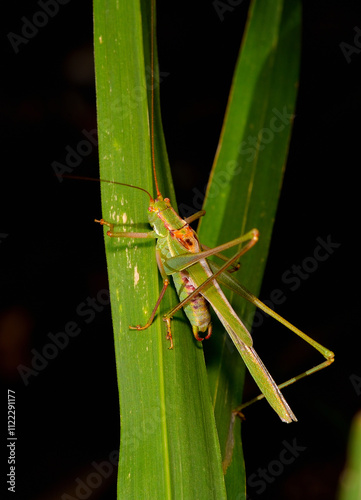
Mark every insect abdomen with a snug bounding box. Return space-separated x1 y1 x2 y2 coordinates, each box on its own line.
172 271 210 333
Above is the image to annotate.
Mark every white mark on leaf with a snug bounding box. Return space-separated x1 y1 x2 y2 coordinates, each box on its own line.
134 266 140 287
125 248 132 268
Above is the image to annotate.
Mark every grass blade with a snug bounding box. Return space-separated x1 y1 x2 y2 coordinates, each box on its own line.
93 0 226 497
197 0 301 494
338 412 361 500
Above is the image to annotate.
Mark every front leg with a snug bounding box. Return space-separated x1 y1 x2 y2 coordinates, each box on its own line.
130 279 172 346
128 248 175 349
95 218 157 239
96 219 173 342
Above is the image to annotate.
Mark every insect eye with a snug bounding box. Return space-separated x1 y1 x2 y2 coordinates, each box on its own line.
164 198 170 203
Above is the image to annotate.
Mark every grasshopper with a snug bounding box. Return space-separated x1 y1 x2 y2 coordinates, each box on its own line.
93 0 334 424
95 183 334 423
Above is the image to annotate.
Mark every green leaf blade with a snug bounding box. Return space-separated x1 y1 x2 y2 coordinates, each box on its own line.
197 0 301 495
93 1 227 498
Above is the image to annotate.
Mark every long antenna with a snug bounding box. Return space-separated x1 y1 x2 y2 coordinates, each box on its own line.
150 0 161 198
61 175 153 200
63 5 160 203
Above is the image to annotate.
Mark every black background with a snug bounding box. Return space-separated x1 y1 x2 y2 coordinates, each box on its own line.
1 1 359 499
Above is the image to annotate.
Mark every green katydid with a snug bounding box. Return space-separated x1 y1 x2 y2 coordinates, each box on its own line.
93 0 334 424
95 185 334 424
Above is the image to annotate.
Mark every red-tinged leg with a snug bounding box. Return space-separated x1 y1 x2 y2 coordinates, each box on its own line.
95 218 154 239
129 279 170 332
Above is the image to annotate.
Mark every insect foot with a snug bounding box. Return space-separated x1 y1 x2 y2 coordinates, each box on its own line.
164 318 174 350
